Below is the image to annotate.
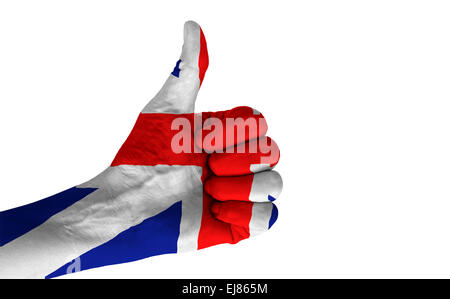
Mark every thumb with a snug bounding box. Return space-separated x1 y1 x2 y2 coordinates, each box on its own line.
142 21 209 114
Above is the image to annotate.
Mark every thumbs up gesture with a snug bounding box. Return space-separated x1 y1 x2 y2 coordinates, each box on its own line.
0 21 283 279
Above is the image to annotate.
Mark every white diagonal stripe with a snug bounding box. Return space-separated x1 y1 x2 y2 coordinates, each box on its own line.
0 165 202 278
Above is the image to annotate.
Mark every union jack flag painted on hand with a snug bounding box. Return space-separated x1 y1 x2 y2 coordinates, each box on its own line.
0 21 282 278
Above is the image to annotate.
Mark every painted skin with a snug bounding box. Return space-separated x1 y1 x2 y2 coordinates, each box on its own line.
0 21 283 278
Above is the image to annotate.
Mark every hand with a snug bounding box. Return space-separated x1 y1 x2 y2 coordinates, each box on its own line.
0 21 282 279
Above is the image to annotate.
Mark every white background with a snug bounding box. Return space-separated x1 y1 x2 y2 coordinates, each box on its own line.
1 1 450 278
